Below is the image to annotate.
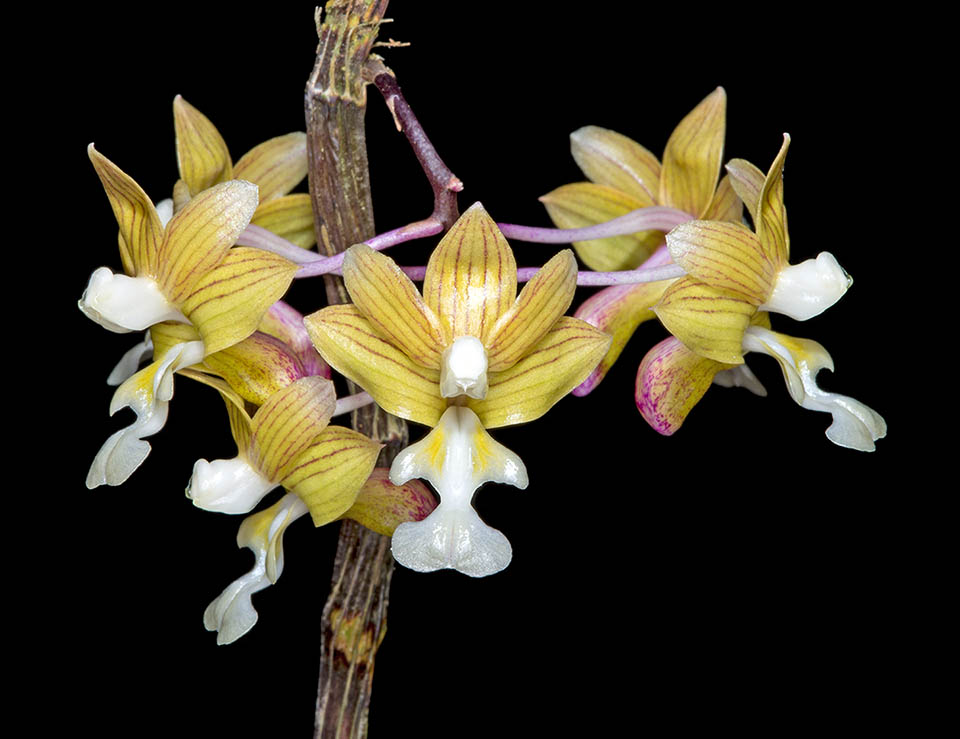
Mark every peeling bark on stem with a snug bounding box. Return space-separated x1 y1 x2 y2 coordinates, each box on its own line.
305 3 406 738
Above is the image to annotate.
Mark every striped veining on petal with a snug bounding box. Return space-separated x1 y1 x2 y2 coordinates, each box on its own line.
486 249 577 371
251 377 335 481
343 245 445 368
570 126 661 204
470 317 610 428
725 158 764 224
233 132 308 203
756 134 791 264
88 145 163 277
173 96 233 196
304 306 446 427
667 220 775 303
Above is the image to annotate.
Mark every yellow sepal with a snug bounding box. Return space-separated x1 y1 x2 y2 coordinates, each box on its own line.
157 180 260 304
250 377 337 482
181 247 297 356
343 244 446 368
233 132 308 203
202 331 307 407
756 134 791 264
173 95 233 196
249 194 317 249
659 87 726 218
654 276 754 364
569 125 660 204
304 305 447 427
486 249 578 372
422 202 517 344
540 182 663 271
468 317 611 428
283 426 382 527
88 144 163 277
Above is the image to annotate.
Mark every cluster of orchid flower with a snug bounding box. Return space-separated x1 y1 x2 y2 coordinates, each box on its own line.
79 89 885 644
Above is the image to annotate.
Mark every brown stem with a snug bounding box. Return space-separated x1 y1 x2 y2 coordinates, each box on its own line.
304 3 406 738
368 65 462 229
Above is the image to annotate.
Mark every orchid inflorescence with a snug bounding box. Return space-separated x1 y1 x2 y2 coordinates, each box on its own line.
79 87 885 644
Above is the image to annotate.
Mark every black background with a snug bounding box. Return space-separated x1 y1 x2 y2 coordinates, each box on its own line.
41 3 934 737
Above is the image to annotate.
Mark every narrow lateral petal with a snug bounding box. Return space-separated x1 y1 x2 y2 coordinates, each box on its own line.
158 180 260 303
234 132 308 203
343 244 446 368
181 247 298 356
282 426 383 527
469 317 611 428
572 246 675 396
635 336 729 435
88 144 163 277
540 182 664 271
659 87 726 218
570 125 661 203
667 220 775 303
249 194 317 249
486 249 578 372
725 157 764 224
701 174 744 224
756 134 791 265
250 376 337 482
422 202 517 344
341 468 437 537
173 95 233 196
203 331 307 407
304 305 447 427
654 276 753 364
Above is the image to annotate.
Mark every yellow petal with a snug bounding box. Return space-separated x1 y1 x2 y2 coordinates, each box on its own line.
249 194 317 249
701 174 743 224
636 336 730 435
486 249 577 372
653 276 753 364
571 247 675 395
202 331 307 407
173 95 233 196
282 426 382 527
234 132 308 203
724 157 764 224
756 134 791 265
468 317 611 428
540 182 664 271
666 220 775 304
180 247 298 356
659 87 726 217
304 305 446 427
569 126 660 204
343 244 446 368
422 202 517 344
250 376 337 482
340 468 436 536
88 144 163 277
158 180 260 303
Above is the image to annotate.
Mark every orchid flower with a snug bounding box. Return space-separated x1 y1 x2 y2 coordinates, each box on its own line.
305 203 611 576
81 146 298 488
542 88 743 394
654 134 851 364
636 319 886 451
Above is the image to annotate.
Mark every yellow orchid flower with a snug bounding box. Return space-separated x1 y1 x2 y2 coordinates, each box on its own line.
636 319 886 451
80 147 298 488
655 135 852 364
172 96 316 249
305 203 611 576
540 86 740 272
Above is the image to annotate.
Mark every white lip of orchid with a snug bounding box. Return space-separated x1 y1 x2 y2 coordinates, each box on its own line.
187 456 278 514
713 362 768 397
440 335 489 399
106 332 154 386
79 267 189 333
742 325 886 451
389 405 527 577
204 493 309 645
760 252 852 321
